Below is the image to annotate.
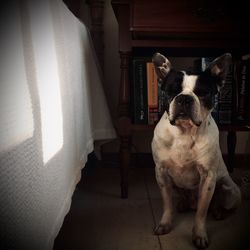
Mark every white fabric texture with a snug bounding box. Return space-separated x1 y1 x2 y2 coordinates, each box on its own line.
0 0 116 249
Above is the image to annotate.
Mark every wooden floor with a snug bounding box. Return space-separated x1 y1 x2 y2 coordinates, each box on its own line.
53 161 250 250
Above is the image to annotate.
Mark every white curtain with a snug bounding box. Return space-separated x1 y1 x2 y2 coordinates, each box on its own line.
0 0 116 249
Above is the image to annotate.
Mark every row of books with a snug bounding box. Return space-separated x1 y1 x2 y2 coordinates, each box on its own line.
131 58 161 125
206 55 250 125
131 55 250 125
233 55 250 125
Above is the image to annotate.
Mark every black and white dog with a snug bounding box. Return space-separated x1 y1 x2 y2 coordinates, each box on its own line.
151 53 241 249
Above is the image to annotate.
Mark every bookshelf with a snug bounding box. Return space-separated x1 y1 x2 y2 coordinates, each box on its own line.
111 0 250 198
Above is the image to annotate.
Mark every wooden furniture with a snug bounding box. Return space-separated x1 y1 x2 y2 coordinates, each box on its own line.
63 0 105 70
112 0 250 198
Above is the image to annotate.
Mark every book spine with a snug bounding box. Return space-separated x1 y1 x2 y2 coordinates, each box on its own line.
232 60 239 124
235 59 247 124
212 93 219 124
147 62 158 124
245 58 250 124
201 57 214 71
158 79 166 119
218 63 234 125
132 59 148 124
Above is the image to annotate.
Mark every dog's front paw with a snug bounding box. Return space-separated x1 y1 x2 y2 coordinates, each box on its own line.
192 227 209 249
154 223 172 235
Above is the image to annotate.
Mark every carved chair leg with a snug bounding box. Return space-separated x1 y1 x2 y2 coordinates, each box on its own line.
117 51 131 198
120 136 131 198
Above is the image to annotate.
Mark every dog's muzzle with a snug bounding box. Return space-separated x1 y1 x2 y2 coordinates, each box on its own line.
169 94 202 127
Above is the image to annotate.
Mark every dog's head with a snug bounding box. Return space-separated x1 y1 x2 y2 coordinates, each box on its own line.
152 53 232 128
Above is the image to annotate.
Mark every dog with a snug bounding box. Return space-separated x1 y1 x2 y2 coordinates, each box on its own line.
151 53 241 249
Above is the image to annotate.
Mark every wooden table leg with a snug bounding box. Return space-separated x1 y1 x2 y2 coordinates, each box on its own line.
227 131 236 173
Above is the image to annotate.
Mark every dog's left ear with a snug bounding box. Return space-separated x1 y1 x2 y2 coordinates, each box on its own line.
152 53 172 80
206 53 232 90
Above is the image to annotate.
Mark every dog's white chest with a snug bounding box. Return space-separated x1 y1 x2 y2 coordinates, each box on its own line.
167 162 200 189
152 114 220 189
152 122 210 189
156 138 200 189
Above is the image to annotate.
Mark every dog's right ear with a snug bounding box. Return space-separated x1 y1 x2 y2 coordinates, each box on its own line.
205 53 232 91
152 53 172 80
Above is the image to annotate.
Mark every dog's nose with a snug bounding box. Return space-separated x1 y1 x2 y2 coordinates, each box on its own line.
175 94 194 107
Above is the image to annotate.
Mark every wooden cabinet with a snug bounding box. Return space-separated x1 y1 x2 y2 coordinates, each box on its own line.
131 0 249 39
111 0 250 198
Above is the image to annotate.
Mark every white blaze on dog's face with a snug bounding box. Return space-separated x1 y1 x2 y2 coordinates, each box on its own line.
152 53 232 128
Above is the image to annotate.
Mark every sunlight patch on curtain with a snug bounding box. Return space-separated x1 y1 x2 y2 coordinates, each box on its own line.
29 0 64 164
37 60 63 164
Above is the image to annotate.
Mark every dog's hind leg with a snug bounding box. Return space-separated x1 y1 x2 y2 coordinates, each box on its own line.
212 174 241 219
154 164 174 235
